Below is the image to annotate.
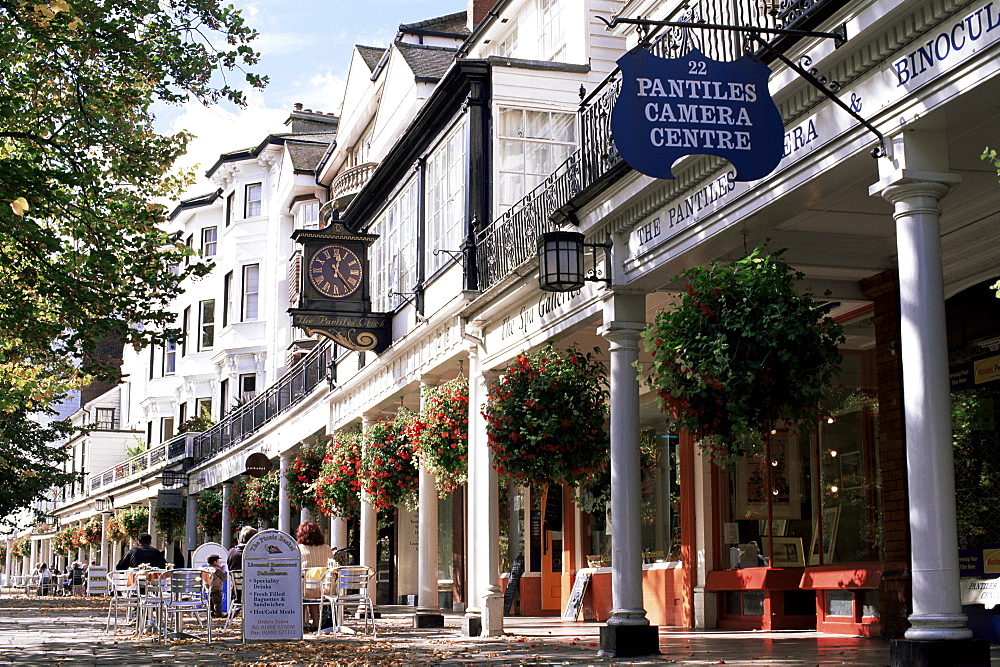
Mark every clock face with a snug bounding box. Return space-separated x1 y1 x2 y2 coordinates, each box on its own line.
308 243 363 299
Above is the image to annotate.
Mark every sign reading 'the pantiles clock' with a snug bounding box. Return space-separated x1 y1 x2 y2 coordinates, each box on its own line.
289 221 390 353
611 48 784 182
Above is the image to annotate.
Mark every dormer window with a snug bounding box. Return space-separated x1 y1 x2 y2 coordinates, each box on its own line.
295 200 320 230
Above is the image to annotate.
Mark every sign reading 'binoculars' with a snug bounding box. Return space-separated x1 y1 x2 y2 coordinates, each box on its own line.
611 48 784 182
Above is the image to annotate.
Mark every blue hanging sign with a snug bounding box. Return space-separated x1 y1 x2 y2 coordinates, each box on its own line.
611 48 784 182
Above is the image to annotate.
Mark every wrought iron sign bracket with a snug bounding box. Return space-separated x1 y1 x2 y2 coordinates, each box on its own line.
586 239 613 286
599 16 887 158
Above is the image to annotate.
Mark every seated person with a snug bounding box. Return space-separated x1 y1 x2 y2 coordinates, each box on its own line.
116 533 167 570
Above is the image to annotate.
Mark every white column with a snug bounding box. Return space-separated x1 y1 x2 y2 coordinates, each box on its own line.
100 514 109 569
147 498 157 547
599 291 649 627
330 517 348 550
872 141 966 639
464 348 482 624
464 338 504 636
417 375 441 615
29 537 37 572
360 416 379 574
4 538 12 586
278 452 292 535
185 492 198 562
221 481 233 548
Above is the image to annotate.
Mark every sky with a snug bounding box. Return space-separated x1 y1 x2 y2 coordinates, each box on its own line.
157 0 465 196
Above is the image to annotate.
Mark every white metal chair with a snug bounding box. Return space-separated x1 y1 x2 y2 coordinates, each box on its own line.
136 571 168 638
321 565 376 638
223 570 243 631
105 571 139 634
160 568 212 644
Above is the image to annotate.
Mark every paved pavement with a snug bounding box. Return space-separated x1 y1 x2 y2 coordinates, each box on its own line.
1 595 998 665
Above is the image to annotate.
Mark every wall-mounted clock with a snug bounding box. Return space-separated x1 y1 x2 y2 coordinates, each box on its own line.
308 243 363 299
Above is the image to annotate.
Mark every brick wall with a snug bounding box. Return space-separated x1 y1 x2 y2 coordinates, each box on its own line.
860 269 910 638
468 0 495 29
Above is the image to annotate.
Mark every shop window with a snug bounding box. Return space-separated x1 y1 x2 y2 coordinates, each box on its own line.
861 589 880 617
743 591 765 615
826 590 853 617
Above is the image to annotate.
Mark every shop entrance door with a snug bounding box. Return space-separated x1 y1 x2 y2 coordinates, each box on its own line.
540 488 562 611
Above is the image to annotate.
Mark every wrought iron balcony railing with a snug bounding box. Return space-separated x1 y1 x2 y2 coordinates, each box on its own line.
475 0 844 291
193 341 331 463
89 432 193 494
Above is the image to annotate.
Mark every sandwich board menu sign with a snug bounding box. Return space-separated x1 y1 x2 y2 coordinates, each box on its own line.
87 565 108 595
242 530 303 641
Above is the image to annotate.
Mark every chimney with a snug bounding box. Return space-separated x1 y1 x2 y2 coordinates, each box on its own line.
467 0 495 30
294 102 303 111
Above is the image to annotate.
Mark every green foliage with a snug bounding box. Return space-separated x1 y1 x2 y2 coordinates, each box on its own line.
407 376 469 495
0 406 77 524
12 537 29 558
315 431 362 519
108 505 148 543
0 0 264 518
286 439 327 513
154 506 186 544
177 415 215 433
360 410 419 511
484 345 609 492
952 389 1000 548
639 246 844 466
196 489 222 536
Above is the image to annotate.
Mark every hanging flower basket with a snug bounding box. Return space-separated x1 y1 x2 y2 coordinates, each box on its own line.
484 345 609 491
407 376 469 495
196 489 223 536
115 506 149 542
0 542 6 562
155 506 186 544
640 246 844 465
52 527 75 556
105 513 127 542
12 537 30 559
286 439 328 512
315 431 363 519
246 470 280 525
228 476 255 526
360 410 419 511
79 520 102 547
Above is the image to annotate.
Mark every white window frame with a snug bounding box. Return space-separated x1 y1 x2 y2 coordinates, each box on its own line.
372 178 418 312
201 226 217 257
245 183 262 218
539 0 566 61
242 263 260 321
496 107 577 212
296 200 321 230
426 121 467 275
199 299 215 351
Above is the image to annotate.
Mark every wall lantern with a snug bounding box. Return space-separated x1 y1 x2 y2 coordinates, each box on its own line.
95 495 114 513
537 230 611 292
161 470 189 488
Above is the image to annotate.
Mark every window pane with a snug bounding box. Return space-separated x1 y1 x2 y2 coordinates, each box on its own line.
246 183 262 218
200 300 215 349
243 264 259 321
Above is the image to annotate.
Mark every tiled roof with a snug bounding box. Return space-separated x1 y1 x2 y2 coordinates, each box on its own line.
400 11 469 36
356 45 385 72
286 138 335 172
395 42 458 81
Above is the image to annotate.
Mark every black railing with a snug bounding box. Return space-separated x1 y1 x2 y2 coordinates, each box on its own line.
476 0 842 291
193 342 332 463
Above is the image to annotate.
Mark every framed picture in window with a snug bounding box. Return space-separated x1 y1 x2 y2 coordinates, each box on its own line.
762 537 805 567
808 506 842 565
735 428 802 520
759 519 788 536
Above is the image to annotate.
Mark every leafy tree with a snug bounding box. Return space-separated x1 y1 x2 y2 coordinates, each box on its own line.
0 406 77 523
0 0 266 410
0 0 264 517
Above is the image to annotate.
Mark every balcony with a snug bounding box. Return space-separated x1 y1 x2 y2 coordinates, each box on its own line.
88 432 193 494
474 0 845 291
193 341 331 463
330 162 378 211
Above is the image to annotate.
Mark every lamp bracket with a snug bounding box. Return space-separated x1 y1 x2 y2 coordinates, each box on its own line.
583 240 612 286
433 248 465 266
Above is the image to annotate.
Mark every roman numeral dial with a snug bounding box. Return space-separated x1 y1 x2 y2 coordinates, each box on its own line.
308 243 363 299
